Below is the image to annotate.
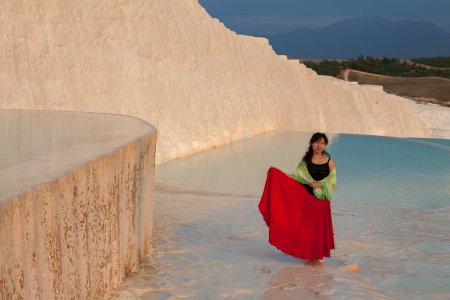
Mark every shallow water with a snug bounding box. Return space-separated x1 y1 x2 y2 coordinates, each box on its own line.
113 131 450 299
0 110 151 201
157 131 450 208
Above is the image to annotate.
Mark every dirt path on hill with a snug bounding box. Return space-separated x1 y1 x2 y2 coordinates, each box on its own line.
337 69 450 107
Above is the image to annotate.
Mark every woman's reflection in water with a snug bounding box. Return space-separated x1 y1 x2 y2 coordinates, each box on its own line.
261 264 333 299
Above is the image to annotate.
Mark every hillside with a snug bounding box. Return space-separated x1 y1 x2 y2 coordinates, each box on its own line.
267 17 450 59
338 69 450 107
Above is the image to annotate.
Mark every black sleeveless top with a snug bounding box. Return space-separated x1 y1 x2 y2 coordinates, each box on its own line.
303 157 331 195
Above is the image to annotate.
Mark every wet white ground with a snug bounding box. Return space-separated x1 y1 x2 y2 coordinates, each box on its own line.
110 132 450 299
110 183 450 299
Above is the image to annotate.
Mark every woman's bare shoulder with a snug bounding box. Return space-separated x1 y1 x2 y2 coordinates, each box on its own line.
328 158 336 171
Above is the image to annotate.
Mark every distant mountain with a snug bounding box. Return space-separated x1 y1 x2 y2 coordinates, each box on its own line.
266 17 450 59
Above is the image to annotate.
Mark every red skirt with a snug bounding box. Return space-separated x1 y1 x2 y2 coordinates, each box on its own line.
258 167 335 260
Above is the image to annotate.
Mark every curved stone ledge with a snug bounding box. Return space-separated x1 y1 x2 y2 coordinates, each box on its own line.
0 110 156 299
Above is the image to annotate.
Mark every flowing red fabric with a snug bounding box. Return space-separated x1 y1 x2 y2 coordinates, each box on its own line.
258 167 335 260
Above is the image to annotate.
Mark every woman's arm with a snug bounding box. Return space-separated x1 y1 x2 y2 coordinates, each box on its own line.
329 158 335 171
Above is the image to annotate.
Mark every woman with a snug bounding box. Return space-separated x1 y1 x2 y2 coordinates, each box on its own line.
258 132 336 262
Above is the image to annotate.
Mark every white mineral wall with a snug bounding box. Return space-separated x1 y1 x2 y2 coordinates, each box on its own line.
0 133 156 299
0 0 448 164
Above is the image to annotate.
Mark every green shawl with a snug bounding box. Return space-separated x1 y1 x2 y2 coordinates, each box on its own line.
292 161 337 201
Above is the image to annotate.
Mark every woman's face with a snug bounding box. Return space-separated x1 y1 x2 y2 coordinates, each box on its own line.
311 138 327 154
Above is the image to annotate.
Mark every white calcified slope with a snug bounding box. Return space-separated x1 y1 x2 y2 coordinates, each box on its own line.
0 0 448 163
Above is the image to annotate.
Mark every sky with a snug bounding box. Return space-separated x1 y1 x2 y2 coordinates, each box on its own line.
198 0 450 36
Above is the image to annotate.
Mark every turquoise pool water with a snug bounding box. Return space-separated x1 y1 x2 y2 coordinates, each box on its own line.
329 134 450 208
143 132 450 299
157 132 450 208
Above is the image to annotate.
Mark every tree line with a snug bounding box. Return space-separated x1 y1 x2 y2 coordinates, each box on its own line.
302 56 450 79
411 56 450 68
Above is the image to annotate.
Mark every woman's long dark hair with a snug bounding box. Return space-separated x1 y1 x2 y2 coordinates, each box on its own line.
302 132 330 165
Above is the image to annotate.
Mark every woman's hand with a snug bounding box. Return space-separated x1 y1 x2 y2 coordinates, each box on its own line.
309 182 322 189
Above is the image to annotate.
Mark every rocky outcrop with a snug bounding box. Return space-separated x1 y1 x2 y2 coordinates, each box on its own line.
0 110 156 299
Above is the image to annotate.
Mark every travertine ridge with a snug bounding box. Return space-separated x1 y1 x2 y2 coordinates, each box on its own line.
0 0 448 165
0 111 156 299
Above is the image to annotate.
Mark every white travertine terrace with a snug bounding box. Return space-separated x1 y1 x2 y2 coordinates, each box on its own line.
0 110 156 298
0 0 448 165
0 0 449 298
